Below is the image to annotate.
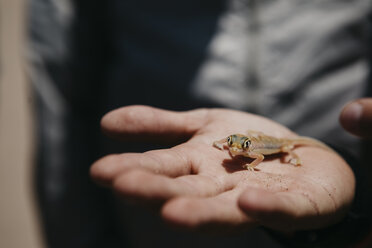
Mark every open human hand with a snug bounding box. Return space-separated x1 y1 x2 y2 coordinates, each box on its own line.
91 105 354 233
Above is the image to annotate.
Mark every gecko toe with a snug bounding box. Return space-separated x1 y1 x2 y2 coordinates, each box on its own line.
243 164 260 171
289 158 302 166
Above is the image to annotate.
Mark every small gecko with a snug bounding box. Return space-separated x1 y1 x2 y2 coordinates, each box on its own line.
213 131 331 171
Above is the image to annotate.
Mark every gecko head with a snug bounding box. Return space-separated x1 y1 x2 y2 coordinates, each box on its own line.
227 134 251 153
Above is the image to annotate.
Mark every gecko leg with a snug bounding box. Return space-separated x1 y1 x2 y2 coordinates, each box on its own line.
281 145 302 166
213 138 227 150
242 152 264 171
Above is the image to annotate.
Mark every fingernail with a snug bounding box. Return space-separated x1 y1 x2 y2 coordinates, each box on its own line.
341 102 363 133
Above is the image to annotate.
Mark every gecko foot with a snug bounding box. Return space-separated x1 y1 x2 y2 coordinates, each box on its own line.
243 164 260 171
213 142 224 150
289 158 302 166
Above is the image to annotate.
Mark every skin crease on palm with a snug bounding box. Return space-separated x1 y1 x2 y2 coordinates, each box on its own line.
90 105 355 234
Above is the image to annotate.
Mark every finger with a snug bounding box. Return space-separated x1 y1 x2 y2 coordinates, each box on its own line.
238 188 341 232
340 98 372 138
101 105 208 143
113 170 230 204
161 190 256 233
90 147 193 186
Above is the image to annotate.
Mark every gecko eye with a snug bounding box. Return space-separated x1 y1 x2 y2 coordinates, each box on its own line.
227 136 233 146
243 139 251 149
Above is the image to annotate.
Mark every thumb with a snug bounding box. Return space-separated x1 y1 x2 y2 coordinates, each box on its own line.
101 105 208 143
340 98 372 138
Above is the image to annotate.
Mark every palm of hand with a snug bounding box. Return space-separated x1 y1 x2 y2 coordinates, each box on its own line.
91 106 354 233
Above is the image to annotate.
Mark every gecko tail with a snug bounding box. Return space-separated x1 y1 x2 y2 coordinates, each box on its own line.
291 136 334 152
